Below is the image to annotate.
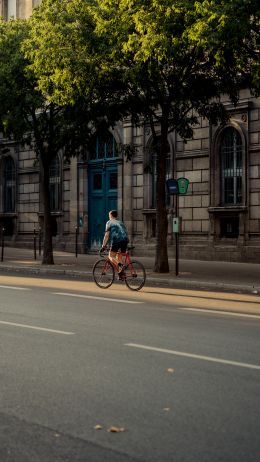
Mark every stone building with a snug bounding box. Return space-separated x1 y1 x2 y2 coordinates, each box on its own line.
0 0 40 19
1 0 260 262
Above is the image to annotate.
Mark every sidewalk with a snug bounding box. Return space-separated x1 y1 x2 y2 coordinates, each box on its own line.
0 246 260 295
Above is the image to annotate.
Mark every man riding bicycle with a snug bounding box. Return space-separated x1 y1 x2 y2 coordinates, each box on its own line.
101 210 129 277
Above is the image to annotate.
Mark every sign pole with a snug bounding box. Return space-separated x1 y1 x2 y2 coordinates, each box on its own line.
167 177 189 278
175 195 179 276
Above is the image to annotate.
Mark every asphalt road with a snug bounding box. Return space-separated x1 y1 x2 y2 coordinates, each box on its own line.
0 275 259 462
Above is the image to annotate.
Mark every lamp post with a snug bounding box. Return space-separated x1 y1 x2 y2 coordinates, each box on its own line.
1 227 5 262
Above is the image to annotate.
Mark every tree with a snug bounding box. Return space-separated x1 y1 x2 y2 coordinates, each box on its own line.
0 7 128 264
92 0 260 272
190 0 260 94
0 19 90 263
24 0 259 272
91 0 238 272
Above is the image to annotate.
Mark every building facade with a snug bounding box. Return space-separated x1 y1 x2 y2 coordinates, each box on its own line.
0 0 40 19
1 1 260 262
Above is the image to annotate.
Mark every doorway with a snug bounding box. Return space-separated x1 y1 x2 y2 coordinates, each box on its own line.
87 132 118 249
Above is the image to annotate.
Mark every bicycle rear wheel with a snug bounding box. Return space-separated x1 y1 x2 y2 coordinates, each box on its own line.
93 259 115 289
124 260 146 291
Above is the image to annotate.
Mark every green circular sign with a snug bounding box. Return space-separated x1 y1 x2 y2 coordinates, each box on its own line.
177 177 189 194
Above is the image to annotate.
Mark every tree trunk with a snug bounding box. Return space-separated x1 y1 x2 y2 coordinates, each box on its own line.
153 119 169 273
40 154 54 265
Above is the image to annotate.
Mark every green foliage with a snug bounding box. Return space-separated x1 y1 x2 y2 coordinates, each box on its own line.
191 0 260 94
0 19 43 142
24 0 98 106
91 0 233 137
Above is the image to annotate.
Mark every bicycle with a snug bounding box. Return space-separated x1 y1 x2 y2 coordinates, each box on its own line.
92 246 146 291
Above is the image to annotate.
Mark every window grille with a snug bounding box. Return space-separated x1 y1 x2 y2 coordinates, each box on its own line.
220 128 242 205
89 132 117 161
49 156 61 212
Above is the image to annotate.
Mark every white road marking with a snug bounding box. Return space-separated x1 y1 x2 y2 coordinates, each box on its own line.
0 320 74 335
53 292 144 304
179 307 260 319
0 285 31 291
125 343 260 371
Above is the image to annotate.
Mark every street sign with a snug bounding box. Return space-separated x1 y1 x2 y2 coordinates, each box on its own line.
166 178 179 195
177 177 189 194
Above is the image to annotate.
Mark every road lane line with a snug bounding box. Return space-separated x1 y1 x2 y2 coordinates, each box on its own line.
178 307 260 319
0 320 74 335
0 285 31 291
125 343 260 370
53 292 144 305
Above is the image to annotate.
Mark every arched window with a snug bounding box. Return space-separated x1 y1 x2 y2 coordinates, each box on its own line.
3 156 15 213
148 138 171 209
89 131 118 161
220 127 242 205
49 156 61 212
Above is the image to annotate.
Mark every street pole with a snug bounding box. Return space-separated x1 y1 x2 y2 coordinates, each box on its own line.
75 226 78 258
175 195 179 277
1 227 5 262
33 226 37 260
39 226 42 256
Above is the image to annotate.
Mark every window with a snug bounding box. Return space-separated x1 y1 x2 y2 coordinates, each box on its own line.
220 216 239 238
109 172 118 190
149 138 171 209
3 156 15 213
49 156 61 212
220 128 242 205
93 173 102 190
89 131 118 161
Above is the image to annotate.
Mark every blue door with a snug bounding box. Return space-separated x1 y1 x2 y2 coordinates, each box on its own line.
88 132 118 249
88 162 118 249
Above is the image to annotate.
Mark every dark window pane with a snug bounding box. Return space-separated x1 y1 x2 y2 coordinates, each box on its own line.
93 173 102 190
224 178 234 204
236 177 242 204
109 172 117 189
98 139 105 159
106 137 115 158
220 217 239 238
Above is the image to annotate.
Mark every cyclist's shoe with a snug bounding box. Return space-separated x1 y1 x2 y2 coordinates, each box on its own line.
118 270 125 280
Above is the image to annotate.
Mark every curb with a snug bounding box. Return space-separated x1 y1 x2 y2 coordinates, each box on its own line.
0 263 259 295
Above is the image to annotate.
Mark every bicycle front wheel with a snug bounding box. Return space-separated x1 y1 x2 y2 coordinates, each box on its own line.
93 259 115 289
124 260 146 291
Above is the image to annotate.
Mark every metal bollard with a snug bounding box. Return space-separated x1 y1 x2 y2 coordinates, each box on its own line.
33 227 37 260
75 226 78 258
1 227 5 262
38 226 42 256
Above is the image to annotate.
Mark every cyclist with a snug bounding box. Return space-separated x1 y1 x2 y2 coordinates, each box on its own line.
101 210 129 278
